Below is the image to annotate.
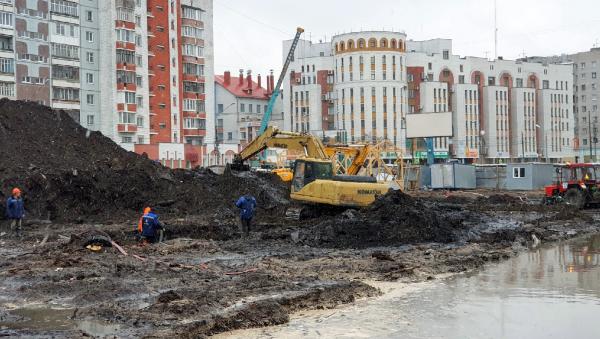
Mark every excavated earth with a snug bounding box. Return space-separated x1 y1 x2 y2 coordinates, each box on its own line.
0 100 599 337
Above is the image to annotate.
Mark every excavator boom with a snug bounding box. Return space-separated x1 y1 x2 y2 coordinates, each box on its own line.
233 126 328 167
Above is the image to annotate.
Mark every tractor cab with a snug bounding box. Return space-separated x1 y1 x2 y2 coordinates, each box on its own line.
545 163 600 208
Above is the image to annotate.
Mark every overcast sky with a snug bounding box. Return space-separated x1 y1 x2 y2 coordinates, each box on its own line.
213 0 600 77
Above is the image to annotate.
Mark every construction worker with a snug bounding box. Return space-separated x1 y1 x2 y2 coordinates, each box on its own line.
236 193 257 236
139 207 165 245
6 188 24 237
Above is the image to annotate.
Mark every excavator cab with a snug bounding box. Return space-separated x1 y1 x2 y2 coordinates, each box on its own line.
291 159 334 192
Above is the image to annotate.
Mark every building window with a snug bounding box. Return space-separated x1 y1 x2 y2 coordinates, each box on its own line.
183 81 204 93
124 91 136 104
86 94 94 105
51 43 79 60
183 118 205 129
52 87 79 102
458 75 465 84
240 103 245 112
55 23 78 37
0 11 12 28
543 80 549 89
115 28 135 43
443 50 449 60
86 10 93 21
86 52 94 63
513 167 526 178
86 115 94 125
86 31 94 42
50 0 79 17
488 76 495 86
182 44 203 57
86 73 94 84
181 6 203 21
182 25 203 39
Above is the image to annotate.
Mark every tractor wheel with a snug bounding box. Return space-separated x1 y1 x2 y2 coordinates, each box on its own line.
564 188 585 209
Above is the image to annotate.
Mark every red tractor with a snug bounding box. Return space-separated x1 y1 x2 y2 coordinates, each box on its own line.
544 163 600 208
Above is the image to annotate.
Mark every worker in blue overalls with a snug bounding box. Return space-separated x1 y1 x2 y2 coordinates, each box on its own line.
236 194 257 237
138 207 165 245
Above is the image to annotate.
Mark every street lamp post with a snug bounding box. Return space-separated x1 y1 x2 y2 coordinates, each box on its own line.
535 124 548 163
213 102 237 165
479 130 486 164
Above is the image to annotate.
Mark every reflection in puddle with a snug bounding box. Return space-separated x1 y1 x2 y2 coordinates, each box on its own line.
0 306 121 337
224 234 600 339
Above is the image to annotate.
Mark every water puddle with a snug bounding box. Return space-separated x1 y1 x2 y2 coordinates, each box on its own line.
0 306 121 337
223 234 600 338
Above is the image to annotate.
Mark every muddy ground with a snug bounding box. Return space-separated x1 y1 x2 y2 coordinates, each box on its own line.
1 189 598 338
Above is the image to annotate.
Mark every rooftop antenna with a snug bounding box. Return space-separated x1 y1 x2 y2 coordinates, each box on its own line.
494 0 498 59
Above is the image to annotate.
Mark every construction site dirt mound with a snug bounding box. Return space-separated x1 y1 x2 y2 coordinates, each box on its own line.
300 190 467 248
0 99 289 222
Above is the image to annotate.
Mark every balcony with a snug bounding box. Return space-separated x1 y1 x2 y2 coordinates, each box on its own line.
116 7 134 22
0 81 15 96
50 0 79 18
17 31 47 41
17 7 47 19
117 124 137 133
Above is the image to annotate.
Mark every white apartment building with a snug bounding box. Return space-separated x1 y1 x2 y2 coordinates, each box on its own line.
214 69 283 164
283 31 575 163
523 48 600 162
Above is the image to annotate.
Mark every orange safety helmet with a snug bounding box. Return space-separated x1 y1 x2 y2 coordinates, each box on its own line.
143 207 152 214
12 188 21 196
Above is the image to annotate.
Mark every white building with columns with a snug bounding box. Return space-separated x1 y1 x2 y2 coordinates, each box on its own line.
282 31 575 163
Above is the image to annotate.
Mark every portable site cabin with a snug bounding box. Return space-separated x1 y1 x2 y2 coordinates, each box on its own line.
430 163 476 189
475 164 507 190
505 163 555 190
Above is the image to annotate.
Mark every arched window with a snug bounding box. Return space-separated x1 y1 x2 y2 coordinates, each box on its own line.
339 41 345 51
334 43 339 52
399 40 404 51
347 39 355 50
368 38 377 48
358 38 366 49
390 39 397 49
380 38 388 48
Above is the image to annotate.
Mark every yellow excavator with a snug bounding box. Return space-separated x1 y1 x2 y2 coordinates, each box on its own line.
231 127 390 209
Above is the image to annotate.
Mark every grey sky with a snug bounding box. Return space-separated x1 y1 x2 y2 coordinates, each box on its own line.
214 0 600 77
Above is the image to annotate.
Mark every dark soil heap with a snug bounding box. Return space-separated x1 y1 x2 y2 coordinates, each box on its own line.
0 99 288 221
303 190 464 248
